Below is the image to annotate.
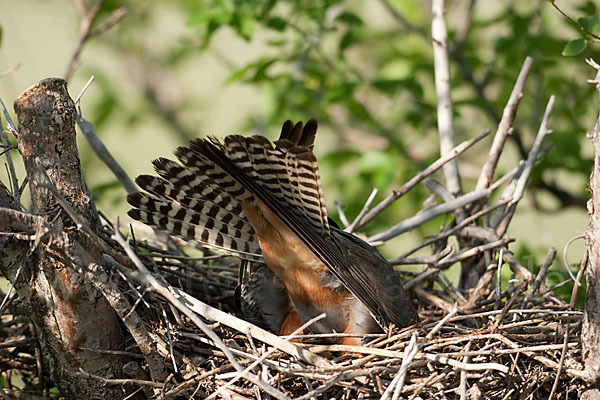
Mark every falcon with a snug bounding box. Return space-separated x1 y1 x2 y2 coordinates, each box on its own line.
127 120 418 345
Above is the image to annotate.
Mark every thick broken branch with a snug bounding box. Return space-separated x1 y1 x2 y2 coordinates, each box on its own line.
8 78 129 398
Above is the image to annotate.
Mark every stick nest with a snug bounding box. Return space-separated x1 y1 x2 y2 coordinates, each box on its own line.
3 224 583 399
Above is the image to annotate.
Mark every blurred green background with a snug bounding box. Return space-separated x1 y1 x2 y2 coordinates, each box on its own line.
0 0 598 299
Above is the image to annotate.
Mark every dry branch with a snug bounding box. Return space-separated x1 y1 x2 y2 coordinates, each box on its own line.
2 78 130 398
476 57 533 191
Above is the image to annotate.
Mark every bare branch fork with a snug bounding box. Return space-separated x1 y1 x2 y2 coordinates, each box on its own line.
476 57 534 191
65 0 127 81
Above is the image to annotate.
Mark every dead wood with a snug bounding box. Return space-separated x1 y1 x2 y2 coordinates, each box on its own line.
1 78 132 398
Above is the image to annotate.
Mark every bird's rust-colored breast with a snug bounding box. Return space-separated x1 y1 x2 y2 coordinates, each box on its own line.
241 197 351 337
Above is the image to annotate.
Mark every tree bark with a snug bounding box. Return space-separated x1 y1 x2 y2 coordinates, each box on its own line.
583 72 600 397
1 78 129 398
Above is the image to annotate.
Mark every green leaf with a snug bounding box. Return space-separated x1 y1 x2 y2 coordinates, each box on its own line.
249 58 277 82
0 25 3 48
578 1 597 15
562 38 586 56
577 15 599 33
372 79 401 96
345 98 375 125
379 59 412 80
323 83 356 105
592 21 600 36
339 30 357 51
335 11 363 26
226 58 276 83
266 17 287 31
92 180 122 195
359 150 390 172
225 64 254 84
266 38 287 47
237 13 256 40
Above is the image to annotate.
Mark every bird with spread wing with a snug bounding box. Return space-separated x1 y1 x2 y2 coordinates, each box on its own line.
127 120 419 345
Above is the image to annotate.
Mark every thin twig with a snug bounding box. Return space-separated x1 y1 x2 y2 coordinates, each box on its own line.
400 198 511 259
170 286 332 368
0 63 21 78
459 341 471 400
391 246 453 266
65 1 127 80
0 98 20 203
334 201 351 228
549 2 600 40
570 249 588 308
346 188 378 233
74 75 95 105
423 178 454 203
206 314 326 400
548 320 570 400
438 342 578 357
31 157 127 265
76 112 138 194
378 0 429 39
436 238 514 268
0 97 18 139
0 265 23 316
391 332 419 400
521 247 556 308
0 131 19 204
76 368 165 388
563 234 585 283
160 305 178 373
382 304 459 400
495 248 504 310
